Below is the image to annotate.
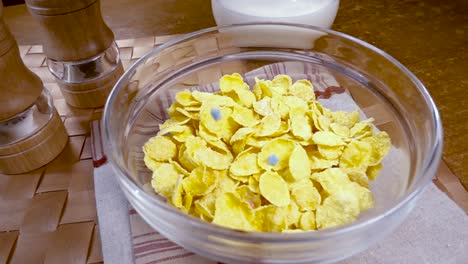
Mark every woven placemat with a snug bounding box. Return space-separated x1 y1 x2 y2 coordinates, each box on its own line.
0 33 466 264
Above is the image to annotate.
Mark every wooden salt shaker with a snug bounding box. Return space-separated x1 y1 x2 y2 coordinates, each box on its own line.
25 0 124 108
0 3 67 174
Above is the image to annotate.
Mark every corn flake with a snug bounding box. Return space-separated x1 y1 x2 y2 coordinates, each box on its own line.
299 211 316 230
255 113 281 137
143 135 177 162
212 192 255 231
313 131 346 146
259 171 290 207
258 138 295 171
290 107 313 141
288 144 311 181
182 166 217 196
230 148 261 176
339 140 372 170
232 105 259 127
151 163 181 198
290 179 321 211
289 79 315 102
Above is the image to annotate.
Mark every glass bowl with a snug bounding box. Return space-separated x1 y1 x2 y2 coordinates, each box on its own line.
103 23 442 264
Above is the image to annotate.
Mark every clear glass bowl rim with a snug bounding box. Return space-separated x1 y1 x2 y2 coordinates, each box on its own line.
103 22 443 242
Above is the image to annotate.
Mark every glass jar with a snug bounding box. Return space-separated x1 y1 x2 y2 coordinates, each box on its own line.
212 0 340 28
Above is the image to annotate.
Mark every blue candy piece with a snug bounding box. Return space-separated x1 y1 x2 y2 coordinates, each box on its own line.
267 154 279 166
211 107 222 121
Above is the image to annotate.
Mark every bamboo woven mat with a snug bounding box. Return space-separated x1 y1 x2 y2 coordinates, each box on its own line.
0 34 467 264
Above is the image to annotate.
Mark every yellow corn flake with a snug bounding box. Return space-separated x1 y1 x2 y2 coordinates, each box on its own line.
345 169 369 188
183 192 193 213
253 97 273 116
178 136 206 171
290 179 321 211
270 94 290 119
194 147 232 170
212 192 255 231
317 115 331 131
317 145 344 160
235 185 261 209
182 166 217 196
315 191 360 229
255 113 281 137
160 125 194 143
283 95 308 111
222 117 240 143
360 132 391 165
311 168 350 195
349 182 374 211
219 73 246 93
253 78 273 100
246 136 271 149
270 74 292 95
272 121 290 137
175 107 199 120
313 131 346 146
219 74 256 108
169 160 190 176
309 153 339 170
257 138 295 171
171 175 185 210
158 123 190 137
199 103 233 137
172 125 195 142
232 141 246 156
286 201 301 228
231 105 259 127
330 123 350 138
159 116 191 132
192 90 237 107
230 127 255 144
175 90 199 107
259 171 290 207
248 176 260 193
198 122 219 141
339 140 372 170
151 163 181 198
289 79 315 102
290 107 313 141
288 144 311 181
254 205 289 232
229 175 250 183
299 211 316 230
313 168 374 214
331 110 360 128
194 193 216 220
216 170 238 193
235 89 257 108
144 155 164 171
230 148 261 176
366 163 382 181
350 119 374 138
143 135 177 161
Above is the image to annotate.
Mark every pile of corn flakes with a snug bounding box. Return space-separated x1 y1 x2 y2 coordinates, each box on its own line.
143 73 391 232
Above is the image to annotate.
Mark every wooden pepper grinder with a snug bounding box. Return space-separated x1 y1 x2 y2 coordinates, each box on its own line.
25 0 124 108
0 3 68 174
